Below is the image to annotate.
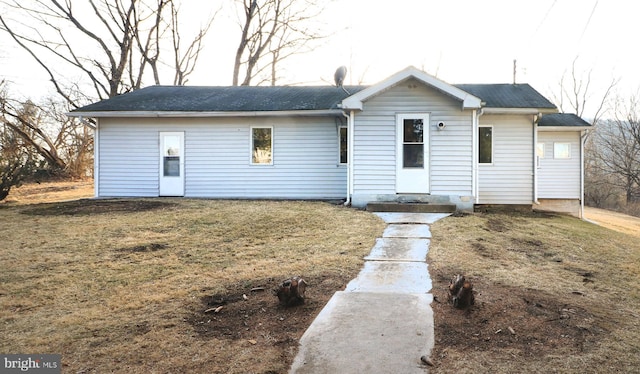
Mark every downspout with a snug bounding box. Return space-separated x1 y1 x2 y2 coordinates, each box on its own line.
533 113 540 204
91 117 100 198
341 111 354 205
580 131 585 219
472 109 483 204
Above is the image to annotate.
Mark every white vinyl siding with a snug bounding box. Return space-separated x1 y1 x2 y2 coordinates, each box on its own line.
97 123 159 197
538 132 581 198
352 78 474 197
477 115 534 204
96 117 346 199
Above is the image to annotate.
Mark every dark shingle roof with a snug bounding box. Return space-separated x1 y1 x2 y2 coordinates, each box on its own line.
72 82 556 114
454 84 556 109
538 113 591 127
72 85 367 113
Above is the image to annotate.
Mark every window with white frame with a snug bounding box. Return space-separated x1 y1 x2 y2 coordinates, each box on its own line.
554 142 571 159
478 126 493 164
251 126 273 165
339 126 348 164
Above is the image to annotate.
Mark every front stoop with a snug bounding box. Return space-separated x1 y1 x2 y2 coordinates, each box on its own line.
366 202 456 213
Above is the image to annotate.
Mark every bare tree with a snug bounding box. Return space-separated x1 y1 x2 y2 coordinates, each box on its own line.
1 92 67 172
232 0 327 86
552 57 618 126
0 0 215 108
590 96 640 205
0 0 214 178
551 57 622 209
1 81 94 178
0 123 36 200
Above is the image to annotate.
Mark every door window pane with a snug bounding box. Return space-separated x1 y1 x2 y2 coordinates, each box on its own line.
252 127 272 164
164 135 181 156
479 126 493 164
163 135 181 176
403 144 424 168
536 143 545 158
403 119 423 143
163 156 180 176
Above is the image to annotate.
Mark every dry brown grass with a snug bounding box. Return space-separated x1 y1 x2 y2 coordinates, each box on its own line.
584 206 640 239
4 182 640 373
0 197 385 373
428 211 640 373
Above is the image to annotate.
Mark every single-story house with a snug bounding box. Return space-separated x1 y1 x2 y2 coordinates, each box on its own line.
68 66 591 217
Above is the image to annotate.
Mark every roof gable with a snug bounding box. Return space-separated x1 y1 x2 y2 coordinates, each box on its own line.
341 66 482 110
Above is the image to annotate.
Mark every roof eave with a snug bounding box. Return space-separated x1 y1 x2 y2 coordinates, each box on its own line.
482 107 558 115
538 125 592 132
66 109 345 118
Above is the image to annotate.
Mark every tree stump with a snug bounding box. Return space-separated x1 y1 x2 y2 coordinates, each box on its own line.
448 274 475 309
275 276 307 306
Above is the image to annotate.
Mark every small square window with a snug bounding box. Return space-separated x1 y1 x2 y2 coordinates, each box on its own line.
554 143 571 159
251 127 273 165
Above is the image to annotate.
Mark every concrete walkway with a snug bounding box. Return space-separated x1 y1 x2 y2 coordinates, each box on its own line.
289 213 450 374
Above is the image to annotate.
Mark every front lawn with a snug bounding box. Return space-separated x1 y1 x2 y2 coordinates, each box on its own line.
0 198 384 373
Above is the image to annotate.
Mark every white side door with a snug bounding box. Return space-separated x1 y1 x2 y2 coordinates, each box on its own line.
159 132 185 196
396 113 430 194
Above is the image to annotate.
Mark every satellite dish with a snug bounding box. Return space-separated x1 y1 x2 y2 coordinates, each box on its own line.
334 66 347 87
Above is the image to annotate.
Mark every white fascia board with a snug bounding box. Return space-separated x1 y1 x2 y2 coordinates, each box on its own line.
66 109 345 118
341 65 482 110
537 126 592 132
482 108 558 115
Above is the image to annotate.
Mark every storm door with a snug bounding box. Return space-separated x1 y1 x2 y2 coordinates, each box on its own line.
159 132 185 196
396 113 430 193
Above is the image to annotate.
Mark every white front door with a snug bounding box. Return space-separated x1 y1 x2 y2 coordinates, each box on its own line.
159 132 185 196
396 113 430 193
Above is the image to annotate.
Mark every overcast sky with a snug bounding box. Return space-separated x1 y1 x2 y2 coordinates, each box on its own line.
1 0 638 118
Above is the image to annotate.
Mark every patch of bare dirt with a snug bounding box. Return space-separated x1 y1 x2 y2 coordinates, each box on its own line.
186 275 346 370
430 268 607 370
20 199 176 216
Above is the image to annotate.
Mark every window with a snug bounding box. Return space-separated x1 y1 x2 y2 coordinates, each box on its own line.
536 143 545 158
478 126 493 164
251 127 273 165
554 142 571 159
339 126 348 164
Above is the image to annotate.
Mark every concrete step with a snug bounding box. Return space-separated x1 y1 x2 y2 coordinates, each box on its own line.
367 202 456 213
